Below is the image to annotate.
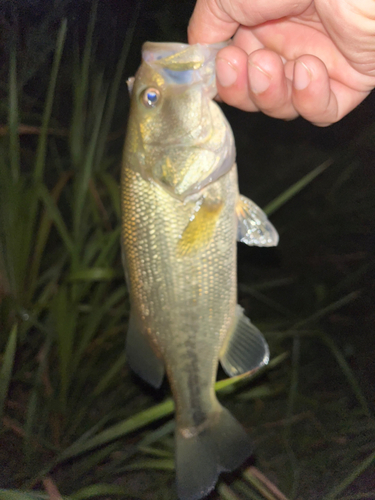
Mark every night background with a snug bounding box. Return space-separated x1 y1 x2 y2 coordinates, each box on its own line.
0 1 374 499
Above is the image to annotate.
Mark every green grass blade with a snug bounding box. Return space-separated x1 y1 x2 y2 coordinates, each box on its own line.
320 333 372 418
71 443 119 479
323 450 375 500
8 47 20 183
33 19 67 182
138 445 173 458
13 19 68 306
61 397 174 461
124 458 174 471
291 290 361 331
264 159 333 216
28 172 72 300
29 353 287 485
70 1 98 167
218 483 243 500
0 491 48 500
0 169 38 301
70 484 135 499
236 382 285 401
94 0 142 167
21 398 176 485
52 286 78 412
277 291 370 418
340 495 375 500
238 284 294 317
0 323 18 428
137 420 175 448
23 338 53 459
243 467 290 500
80 1 98 104
73 286 126 371
92 227 121 267
37 183 75 256
232 481 264 500
68 412 117 449
68 267 118 281
215 352 289 394
284 336 300 446
98 172 121 218
73 83 108 240
92 352 126 397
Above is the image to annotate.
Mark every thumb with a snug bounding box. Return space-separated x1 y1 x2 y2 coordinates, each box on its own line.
188 0 239 44
188 0 312 45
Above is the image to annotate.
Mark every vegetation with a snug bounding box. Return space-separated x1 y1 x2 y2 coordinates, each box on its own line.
1 1 374 499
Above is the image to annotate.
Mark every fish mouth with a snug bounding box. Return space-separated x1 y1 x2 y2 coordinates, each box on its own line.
141 41 228 98
142 41 228 67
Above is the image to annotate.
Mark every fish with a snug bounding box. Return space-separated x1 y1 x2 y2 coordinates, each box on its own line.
121 42 279 500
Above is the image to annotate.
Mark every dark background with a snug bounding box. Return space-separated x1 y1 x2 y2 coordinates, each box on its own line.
1 0 375 498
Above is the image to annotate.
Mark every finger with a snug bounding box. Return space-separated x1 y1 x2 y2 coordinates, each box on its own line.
215 46 299 119
188 0 239 44
291 54 369 126
188 0 311 44
215 45 259 111
247 49 297 120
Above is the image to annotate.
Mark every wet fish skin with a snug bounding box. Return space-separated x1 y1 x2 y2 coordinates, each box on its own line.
121 42 278 500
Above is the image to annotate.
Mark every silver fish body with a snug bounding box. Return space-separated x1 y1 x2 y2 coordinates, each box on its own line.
121 42 278 500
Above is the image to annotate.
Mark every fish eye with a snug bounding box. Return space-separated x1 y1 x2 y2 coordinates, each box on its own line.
141 87 160 108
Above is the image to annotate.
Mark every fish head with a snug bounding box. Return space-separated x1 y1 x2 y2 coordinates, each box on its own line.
125 42 235 200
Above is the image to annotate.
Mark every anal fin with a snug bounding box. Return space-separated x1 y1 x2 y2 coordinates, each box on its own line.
126 312 165 388
220 305 270 377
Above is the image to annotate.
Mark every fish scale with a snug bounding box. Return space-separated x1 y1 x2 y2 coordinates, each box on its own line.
122 164 237 430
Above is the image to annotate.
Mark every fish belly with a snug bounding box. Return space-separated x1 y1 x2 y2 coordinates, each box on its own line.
121 162 238 426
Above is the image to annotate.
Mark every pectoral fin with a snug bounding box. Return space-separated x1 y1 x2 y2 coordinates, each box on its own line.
220 305 270 377
177 200 224 257
236 195 279 247
126 313 165 388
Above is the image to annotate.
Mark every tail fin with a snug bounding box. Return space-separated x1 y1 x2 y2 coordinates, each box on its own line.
175 405 252 500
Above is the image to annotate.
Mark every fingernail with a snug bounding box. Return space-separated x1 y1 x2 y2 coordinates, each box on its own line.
294 61 312 90
216 58 237 87
248 61 271 94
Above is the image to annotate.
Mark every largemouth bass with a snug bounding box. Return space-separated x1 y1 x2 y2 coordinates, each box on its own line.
121 42 279 500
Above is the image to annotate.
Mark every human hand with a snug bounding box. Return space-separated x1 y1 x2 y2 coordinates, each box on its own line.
188 0 375 126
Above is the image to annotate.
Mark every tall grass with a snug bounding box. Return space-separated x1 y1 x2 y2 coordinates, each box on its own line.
1 3 374 500
0 7 131 468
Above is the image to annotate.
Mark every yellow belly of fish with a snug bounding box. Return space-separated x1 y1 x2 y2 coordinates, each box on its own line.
121 163 238 428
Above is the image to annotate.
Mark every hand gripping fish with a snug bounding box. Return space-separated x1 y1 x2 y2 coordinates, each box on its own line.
121 42 279 500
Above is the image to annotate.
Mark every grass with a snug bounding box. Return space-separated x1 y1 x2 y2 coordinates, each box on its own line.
1 1 375 499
